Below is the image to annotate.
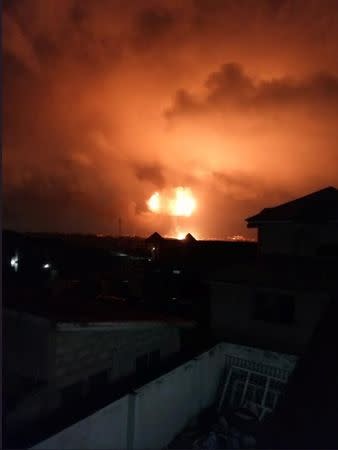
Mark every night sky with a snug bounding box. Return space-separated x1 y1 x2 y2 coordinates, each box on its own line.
3 0 338 239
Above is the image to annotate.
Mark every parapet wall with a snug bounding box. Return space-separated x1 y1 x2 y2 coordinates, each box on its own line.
31 343 225 450
31 342 297 450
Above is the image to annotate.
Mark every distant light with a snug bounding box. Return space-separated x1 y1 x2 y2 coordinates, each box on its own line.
173 269 181 275
171 297 177 301
152 246 156 251
10 254 19 272
42 263 51 270
123 280 129 283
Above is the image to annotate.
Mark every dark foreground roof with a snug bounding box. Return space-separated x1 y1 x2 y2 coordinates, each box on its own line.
246 186 338 226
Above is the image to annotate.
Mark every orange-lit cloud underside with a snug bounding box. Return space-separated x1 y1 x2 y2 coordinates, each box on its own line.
3 1 338 238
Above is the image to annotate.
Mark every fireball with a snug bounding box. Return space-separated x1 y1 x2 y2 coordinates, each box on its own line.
169 187 196 217
146 187 197 217
147 192 161 213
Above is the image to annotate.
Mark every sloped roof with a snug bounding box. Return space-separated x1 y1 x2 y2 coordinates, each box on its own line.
185 233 197 242
145 232 163 242
246 186 338 226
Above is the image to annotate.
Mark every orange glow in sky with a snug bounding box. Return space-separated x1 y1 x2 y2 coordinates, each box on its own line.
3 1 338 238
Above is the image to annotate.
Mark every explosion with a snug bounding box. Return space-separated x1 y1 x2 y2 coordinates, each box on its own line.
176 231 187 240
147 192 161 213
147 187 197 217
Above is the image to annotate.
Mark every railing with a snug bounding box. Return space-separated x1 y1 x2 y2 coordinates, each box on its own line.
218 352 297 421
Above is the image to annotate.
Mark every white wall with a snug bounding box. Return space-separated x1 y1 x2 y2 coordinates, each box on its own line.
31 344 226 450
32 395 130 450
31 342 298 450
131 344 225 449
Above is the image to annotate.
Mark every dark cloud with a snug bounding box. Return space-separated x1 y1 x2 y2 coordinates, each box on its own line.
134 164 166 188
167 63 338 118
3 173 122 234
134 7 175 46
211 171 291 203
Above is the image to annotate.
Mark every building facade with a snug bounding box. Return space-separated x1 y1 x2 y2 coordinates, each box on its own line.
209 186 338 354
247 186 338 256
4 308 188 434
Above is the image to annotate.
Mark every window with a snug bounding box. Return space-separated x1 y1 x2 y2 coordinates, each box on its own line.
253 291 295 324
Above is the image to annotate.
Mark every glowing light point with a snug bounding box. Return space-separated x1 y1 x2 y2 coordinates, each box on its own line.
42 263 51 269
10 254 19 272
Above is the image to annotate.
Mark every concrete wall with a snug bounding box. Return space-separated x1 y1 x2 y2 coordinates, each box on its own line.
32 395 131 450
31 344 226 450
54 326 180 388
131 344 225 449
258 223 338 256
210 283 330 354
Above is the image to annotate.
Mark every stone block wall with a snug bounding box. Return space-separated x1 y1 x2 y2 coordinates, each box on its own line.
53 326 181 388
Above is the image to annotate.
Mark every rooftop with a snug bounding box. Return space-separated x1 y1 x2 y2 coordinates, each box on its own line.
246 186 338 226
5 291 196 329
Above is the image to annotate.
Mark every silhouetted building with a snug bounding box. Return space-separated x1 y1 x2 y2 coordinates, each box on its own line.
209 186 338 354
247 186 338 256
184 233 197 243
